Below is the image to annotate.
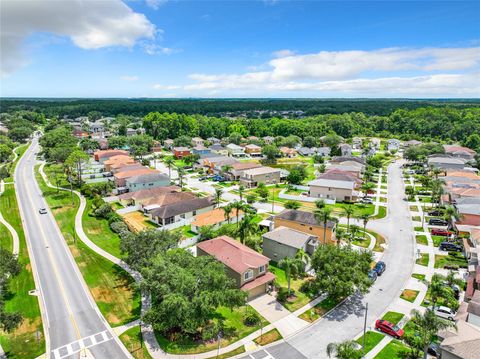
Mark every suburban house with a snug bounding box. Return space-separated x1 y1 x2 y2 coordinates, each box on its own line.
326 160 365 178
403 139 422 148
163 139 174 149
244 144 262 157
226 143 246 157
203 156 238 174
191 137 204 147
308 169 361 202
317 147 331 157
387 139 401 151
298 147 316 156
279 147 297 158
352 137 362 149
192 145 211 156
455 203 480 228
273 209 337 245
428 156 467 170
110 162 144 174
438 318 480 359
103 155 135 171
207 137 221 145
227 162 262 181
118 186 181 206
262 226 318 262
339 144 352 157
240 166 281 188
140 191 199 213
125 172 170 192
263 136 275 144
190 208 243 233
173 147 191 159
113 168 158 188
209 144 229 156
73 129 89 139
444 145 477 161
148 196 214 228
370 138 381 149
89 121 104 133
126 127 145 136
196 236 275 299
94 149 129 163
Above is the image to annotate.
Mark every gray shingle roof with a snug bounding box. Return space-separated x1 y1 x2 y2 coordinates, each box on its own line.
151 197 213 219
275 209 336 228
263 226 317 249
126 173 169 185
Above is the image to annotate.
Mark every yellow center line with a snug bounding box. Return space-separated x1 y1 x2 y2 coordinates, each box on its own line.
22 144 83 343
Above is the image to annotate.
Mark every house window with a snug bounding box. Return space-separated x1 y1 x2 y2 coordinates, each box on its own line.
258 265 266 274
244 270 253 281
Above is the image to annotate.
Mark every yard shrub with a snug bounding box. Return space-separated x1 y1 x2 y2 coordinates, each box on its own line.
243 311 261 327
276 287 289 302
299 278 317 295
94 203 113 218
110 221 128 234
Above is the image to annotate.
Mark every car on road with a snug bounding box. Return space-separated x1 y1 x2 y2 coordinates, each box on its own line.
368 270 378 282
375 319 404 338
434 306 456 321
431 228 453 236
439 242 463 252
373 261 386 276
429 218 448 226
39 208 47 214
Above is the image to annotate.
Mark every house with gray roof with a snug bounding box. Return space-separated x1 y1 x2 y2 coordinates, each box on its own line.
428 156 467 170
149 196 214 228
262 226 318 262
125 172 170 192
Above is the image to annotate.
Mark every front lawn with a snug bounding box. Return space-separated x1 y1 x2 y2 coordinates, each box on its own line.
416 235 428 245
373 205 387 220
269 264 313 312
355 331 384 354
381 311 404 325
400 289 419 303
414 226 424 232
374 339 409 359
412 273 426 281
205 346 246 359
434 253 467 269
416 253 429 266
431 235 445 247
155 306 268 354
298 297 338 322
119 326 152 359
253 328 282 346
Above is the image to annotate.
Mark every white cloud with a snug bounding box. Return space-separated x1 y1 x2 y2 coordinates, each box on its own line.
152 84 181 90
143 44 181 55
181 47 480 97
145 0 167 10
120 75 139 81
272 49 296 58
1 0 156 76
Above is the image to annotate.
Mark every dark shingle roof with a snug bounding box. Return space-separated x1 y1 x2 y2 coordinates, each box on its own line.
126 173 169 185
275 209 336 228
151 197 213 219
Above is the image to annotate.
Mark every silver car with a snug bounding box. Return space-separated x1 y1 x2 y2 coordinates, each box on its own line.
434 306 456 321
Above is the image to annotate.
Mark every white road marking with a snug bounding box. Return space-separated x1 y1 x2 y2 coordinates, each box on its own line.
51 330 113 359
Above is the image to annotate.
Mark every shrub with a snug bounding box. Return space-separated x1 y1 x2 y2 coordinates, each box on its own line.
299 278 317 295
276 287 289 302
106 212 123 224
246 193 257 204
243 311 261 327
94 203 112 218
110 221 128 234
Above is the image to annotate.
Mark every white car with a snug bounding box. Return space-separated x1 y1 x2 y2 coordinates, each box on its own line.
434 306 456 321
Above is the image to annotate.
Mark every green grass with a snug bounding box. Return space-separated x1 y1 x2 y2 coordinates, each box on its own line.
409 205 419 212
119 326 153 359
434 253 467 269
412 216 421 222
35 166 141 327
367 228 386 252
355 331 384 354
352 235 371 248
4 143 29 182
253 328 282 346
177 225 197 238
412 273 426 281
155 306 268 354
414 226 424 232
374 339 409 359
0 220 13 252
416 253 429 266
381 311 405 325
373 205 387 220
416 235 428 245
431 235 445 247
298 297 339 322
83 198 123 258
269 264 313 311
0 184 45 358
400 289 419 303
205 346 246 359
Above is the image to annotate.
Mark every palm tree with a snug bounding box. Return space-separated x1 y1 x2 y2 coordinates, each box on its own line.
237 214 256 245
431 166 442 180
314 207 335 244
443 205 460 229
221 164 233 179
410 308 456 359
422 273 456 310
238 184 245 201
361 182 375 196
177 166 185 189
231 200 245 226
326 340 362 359
278 257 304 296
214 187 223 208
222 204 233 223
349 224 360 242
343 205 355 232
357 214 371 239
164 156 175 179
295 248 310 269
335 227 346 246
315 199 326 209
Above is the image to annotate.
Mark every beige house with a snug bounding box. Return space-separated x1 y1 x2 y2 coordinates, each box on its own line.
240 166 281 188
191 137 204 147
197 236 275 299
244 144 262 157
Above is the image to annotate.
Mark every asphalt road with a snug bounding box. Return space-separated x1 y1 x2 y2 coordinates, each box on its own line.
245 160 415 359
15 136 130 359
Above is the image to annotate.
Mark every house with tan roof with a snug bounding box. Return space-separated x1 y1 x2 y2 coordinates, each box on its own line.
94 149 129 163
190 208 244 233
125 172 170 192
191 137 204 147
279 147 297 158
103 155 135 171
444 145 477 161
308 169 361 202
113 168 159 188
439 318 480 359
244 144 262 157
228 162 262 180
240 166 281 188
197 236 275 299
111 162 144 174
118 186 181 206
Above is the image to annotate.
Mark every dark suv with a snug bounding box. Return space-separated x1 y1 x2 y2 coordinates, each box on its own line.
429 218 448 226
439 242 463 252
373 261 386 276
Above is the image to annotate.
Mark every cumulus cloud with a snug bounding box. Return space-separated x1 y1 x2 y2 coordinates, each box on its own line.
181 46 480 97
0 0 156 76
145 0 167 10
120 75 139 81
272 49 296 58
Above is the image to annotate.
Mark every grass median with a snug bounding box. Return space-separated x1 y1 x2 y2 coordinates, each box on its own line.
35 166 140 327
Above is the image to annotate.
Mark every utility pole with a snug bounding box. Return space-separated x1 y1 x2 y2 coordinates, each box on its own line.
362 302 368 358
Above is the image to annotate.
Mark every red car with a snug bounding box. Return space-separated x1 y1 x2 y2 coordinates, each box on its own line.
375 319 404 338
431 228 452 236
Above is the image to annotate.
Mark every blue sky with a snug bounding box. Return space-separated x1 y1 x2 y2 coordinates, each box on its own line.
1 0 479 98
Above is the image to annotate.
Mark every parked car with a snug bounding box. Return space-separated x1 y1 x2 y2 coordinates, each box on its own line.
39 208 47 214
434 306 456 321
431 228 453 236
428 210 444 216
373 261 386 276
375 319 404 338
428 343 440 357
368 270 378 282
360 197 374 204
429 218 448 226
439 242 463 252
451 284 461 299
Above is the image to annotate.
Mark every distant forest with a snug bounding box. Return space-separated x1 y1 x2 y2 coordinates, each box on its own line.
1 98 480 118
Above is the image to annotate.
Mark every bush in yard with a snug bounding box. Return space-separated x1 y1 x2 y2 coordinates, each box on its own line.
299 278 318 295
256 183 269 202
276 287 289 302
243 310 261 327
246 193 257 204
94 203 113 218
106 212 123 224
110 221 128 234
